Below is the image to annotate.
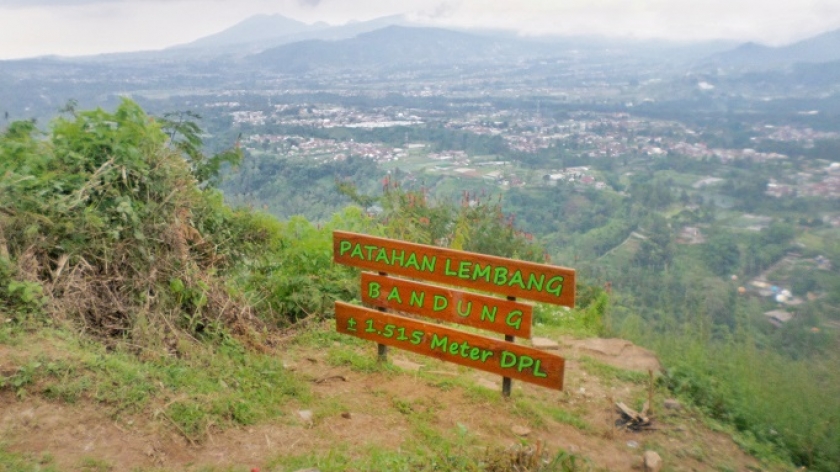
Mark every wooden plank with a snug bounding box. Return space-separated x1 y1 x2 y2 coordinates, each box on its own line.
361 272 533 338
334 231 575 307
335 301 564 390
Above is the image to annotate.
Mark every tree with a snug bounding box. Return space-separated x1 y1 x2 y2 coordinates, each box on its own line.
703 233 741 276
159 111 242 187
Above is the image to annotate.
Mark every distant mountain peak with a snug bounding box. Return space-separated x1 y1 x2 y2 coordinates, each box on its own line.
171 13 417 53
710 27 840 68
173 14 321 50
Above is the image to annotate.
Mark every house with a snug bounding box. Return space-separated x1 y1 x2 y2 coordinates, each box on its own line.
764 310 793 328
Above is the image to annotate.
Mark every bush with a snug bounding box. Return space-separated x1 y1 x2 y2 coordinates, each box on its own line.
0 100 260 347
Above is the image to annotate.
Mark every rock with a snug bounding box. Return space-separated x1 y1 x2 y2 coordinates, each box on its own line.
531 337 560 350
297 410 313 424
392 358 424 372
561 337 661 373
511 425 531 436
341 412 352 419
643 450 662 472
474 377 498 390
664 399 682 410
626 440 639 449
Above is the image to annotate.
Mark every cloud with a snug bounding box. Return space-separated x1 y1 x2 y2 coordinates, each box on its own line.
0 0 838 59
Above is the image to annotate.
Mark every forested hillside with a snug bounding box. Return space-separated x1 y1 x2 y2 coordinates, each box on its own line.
214 102 840 470
1 101 839 471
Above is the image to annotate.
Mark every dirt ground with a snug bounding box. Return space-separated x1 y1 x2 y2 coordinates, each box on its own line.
0 335 769 472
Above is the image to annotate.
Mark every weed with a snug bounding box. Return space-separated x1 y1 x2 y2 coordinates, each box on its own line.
393 398 415 415
511 397 547 428
430 378 457 391
327 346 394 373
0 444 57 472
464 383 504 404
485 443 592 472
292 323 354 349
78 457 114 472
544 405 591 432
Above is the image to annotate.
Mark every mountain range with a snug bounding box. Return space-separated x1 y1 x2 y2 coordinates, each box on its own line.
247 25 557 72
175 13 840 71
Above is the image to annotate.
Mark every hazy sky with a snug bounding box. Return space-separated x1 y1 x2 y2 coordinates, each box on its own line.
1 0 839 59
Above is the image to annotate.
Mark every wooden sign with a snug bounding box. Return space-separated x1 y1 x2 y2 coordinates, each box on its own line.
334 231 575 307
336 302 564 390
361 272 533 338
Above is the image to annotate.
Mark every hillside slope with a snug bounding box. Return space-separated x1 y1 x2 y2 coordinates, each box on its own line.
0 322 783 471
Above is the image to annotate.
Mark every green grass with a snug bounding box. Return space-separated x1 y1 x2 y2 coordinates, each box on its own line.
326 345 397 374
0 327 309 443
264 432 589 472
78 457 114 472
651 333 840 471
0 445 59 472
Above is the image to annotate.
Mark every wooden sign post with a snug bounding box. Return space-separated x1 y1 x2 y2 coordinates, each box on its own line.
333 231 576 395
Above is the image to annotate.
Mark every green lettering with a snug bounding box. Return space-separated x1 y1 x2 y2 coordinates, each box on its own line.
493 267 508 286
339 240 352 256
405 253 420 270
546 276 565 297
410 330 423 345
505 310 523 330
508 270 526 289
500 351 516 368
517 355 535 373
387 286 402 304
533 360 547 378
368 282 381 299
456 300 472 318
422 256 436 272
444 259 457 276
469 347 480 361
382 324 395 338
350 243 364 259
480 306 497 323
430 334 448 351
374 248 390 264
448 342 459 355
458 341 470 357
472 263 491 282
390 249 405 266
433 295 448 312
364 245 378 260
481 350 493 362
458 261 471 279
409 291 425 308
527 273 545 292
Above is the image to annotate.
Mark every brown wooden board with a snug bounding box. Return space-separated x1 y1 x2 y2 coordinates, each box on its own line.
335 301 564 390
333 231 575 307
360 272 533 338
